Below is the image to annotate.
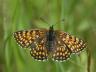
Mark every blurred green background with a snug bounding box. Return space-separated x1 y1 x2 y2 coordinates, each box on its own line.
0 0 96 72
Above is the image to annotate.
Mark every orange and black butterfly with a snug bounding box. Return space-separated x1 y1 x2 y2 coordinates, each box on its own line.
13 25 86 61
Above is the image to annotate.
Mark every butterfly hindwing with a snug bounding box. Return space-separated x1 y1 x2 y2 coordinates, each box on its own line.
52 32 72 61
52 44 72 61
29 34 48 61
30 40 48 61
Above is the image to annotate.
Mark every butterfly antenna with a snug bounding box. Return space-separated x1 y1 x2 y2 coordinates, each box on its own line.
39 17 54 28
40 17 65 27
51 19 65 28
39 17 49 25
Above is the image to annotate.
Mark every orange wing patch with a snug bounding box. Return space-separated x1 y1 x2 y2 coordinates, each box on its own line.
52 44 71 61
13 30 47 48
30 42 48 61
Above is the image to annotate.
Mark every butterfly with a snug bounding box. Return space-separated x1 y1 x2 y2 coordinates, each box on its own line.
13 25 86 61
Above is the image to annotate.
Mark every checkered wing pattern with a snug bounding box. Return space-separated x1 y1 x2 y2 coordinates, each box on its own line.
13 30 47 48
52 43 72 61
57 31 86 53
14 30 48 61
13 28 86 61
52 32 72 61
30 38 48 61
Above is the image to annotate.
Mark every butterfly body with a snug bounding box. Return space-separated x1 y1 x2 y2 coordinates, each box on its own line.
46 26 55 52
13 26 86 61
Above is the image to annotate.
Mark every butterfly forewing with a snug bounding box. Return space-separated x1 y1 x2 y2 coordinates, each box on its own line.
13 30 47 48
57 31 86 53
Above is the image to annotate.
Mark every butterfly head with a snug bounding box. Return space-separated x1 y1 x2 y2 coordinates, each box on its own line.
49 25 54 31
